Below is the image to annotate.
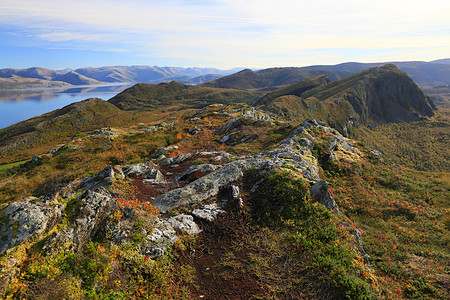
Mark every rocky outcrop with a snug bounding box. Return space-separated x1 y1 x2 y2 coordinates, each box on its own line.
72 191 118 249
125 163 165 182
141 219 178 259
86 127 118 139
152 158 267 213
77 165 124 192
174 164 218 183
43 191 119 252
258 119 323 182
0 198 62 255
310 181 340 213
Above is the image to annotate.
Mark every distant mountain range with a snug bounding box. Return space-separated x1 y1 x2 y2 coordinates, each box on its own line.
203 60 450 90
0 59 449 90
0 66 243 89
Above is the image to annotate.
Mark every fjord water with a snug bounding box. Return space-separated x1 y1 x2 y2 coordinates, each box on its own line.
0 83 133 129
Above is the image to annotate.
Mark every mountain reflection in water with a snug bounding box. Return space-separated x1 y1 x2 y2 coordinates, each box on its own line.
0 83 132 129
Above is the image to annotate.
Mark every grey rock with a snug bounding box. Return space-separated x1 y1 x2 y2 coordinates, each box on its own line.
153 157 267 213
310 181 340 212
125 163 165 181
192 203 225 222
198 151 233 159
370 149 383 158
31 156 40 164
220 135 230 143
141 219 178 259
298 138 313 148
78 165 124 192
71 191 118 250
144 168 165 181
302 118 319 128
155 145 179 155
0 199 62 255
263 135 320 182
87 127 118 139
327 134 359 161
231 185 240 198
174 164 218 183
167 214 201 235
342 222 369 264
240 134 256 143
156 154 167 162
188 127 198 135
110 230 130 245
221 117 244 133
250 178 264 193
159 153 192 166
42 227 75 253
48 144 66 154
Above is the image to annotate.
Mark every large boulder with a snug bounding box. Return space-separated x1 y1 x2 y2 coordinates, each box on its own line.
310 180 340 212
43 191 119 252
0 199 62 254
152 158 267 213
72 191 118 250
77 165 124 192
260 135 320 182
141 219 179 259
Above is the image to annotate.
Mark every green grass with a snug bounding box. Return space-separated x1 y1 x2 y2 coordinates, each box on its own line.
244 169 377 299
0 160 28 171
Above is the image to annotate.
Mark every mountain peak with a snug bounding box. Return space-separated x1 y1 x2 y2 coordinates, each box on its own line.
259 64 435 134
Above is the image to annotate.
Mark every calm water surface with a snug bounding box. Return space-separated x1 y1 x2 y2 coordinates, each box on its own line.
0 83 133 129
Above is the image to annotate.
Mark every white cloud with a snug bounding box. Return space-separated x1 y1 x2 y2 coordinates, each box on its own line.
0 0 449 67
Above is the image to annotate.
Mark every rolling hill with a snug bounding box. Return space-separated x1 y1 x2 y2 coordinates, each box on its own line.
108 81 259 110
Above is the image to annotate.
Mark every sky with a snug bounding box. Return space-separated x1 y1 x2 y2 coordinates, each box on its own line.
0 0 449 70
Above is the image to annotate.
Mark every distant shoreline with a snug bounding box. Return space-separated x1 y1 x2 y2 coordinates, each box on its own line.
2 82 134 92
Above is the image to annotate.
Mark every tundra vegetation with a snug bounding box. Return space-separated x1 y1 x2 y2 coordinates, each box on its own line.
0 65 449 299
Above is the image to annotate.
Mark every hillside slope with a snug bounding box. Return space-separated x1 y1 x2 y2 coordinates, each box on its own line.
259 64 435 134
254 74 331 106
0 75 70 90
0 98 132 161
0 104 448 299
108 81 259 110
201 67 351 90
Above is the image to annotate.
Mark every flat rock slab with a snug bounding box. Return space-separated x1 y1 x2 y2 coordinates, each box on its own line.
152 158 267 213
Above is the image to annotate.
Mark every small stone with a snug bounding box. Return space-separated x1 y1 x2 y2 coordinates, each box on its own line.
220 135 230 143
231 185 240 198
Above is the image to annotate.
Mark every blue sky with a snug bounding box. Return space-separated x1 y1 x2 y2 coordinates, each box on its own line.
0 0 449 69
